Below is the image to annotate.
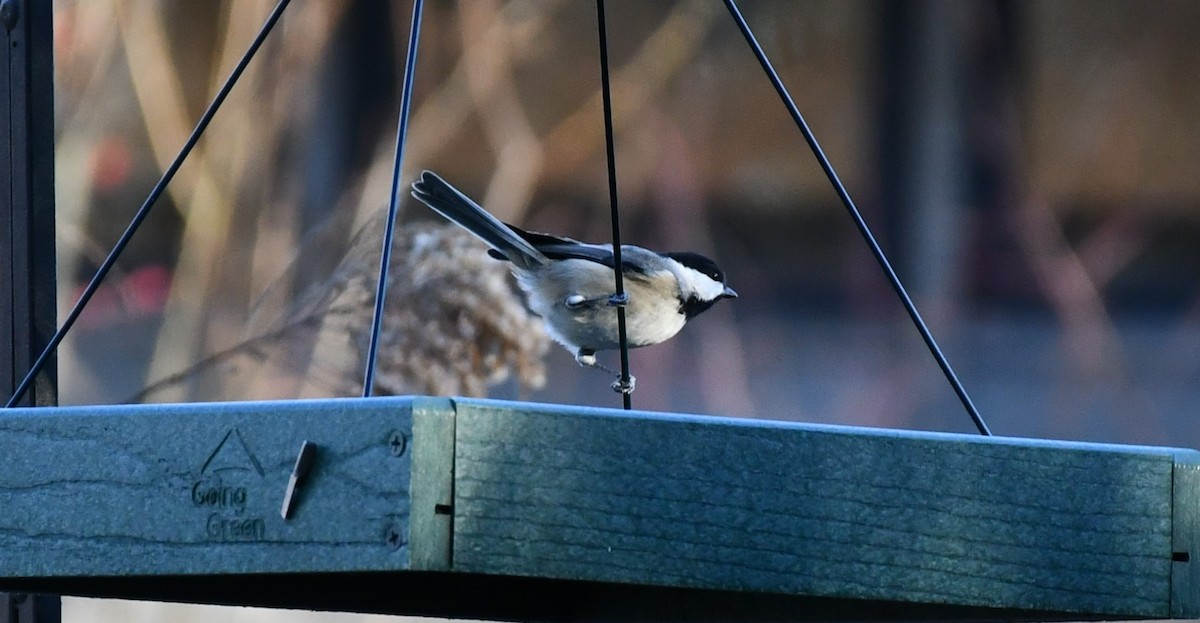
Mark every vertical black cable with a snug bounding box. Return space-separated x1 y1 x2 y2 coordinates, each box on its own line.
596 0 633 410
723 0 991 436
362 0 424 397
5 0 294 409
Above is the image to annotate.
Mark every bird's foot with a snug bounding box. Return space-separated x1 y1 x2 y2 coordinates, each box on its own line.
575 350 598 367
565 292 628 309
611 375 636 394
576 351 635 395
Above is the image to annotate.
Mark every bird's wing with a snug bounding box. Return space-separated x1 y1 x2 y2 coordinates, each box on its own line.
489 224 654 276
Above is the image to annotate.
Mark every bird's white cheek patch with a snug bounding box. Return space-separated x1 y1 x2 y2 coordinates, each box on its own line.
676 267 726 301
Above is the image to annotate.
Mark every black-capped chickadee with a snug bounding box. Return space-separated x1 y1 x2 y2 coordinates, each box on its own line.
411 170 737 390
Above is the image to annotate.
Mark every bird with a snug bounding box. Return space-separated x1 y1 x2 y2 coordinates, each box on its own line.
410 170 737 392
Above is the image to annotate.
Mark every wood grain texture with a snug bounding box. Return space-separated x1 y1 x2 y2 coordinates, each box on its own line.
450 398 1198 618
0 398 417 576
1172 455 1200 617
409 397 455 570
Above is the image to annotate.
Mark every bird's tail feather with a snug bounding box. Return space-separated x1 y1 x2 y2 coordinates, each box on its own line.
411 171 546 269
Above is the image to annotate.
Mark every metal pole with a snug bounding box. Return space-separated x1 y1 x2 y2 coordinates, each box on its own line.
1 0 56 408
1 0 59 619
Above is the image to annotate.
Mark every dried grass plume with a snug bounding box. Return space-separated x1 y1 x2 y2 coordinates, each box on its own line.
134 214 550 402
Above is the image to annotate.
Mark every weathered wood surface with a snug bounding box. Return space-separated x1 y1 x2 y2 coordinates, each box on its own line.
1172 454 1200 618
0 398 428 576
450 398 1200 619
1 396 1198 620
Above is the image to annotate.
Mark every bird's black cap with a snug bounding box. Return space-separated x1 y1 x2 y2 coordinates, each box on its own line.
665 251 727 285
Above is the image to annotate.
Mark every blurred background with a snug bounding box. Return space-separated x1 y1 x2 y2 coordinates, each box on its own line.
51 0 1200 442
43 0 1200 620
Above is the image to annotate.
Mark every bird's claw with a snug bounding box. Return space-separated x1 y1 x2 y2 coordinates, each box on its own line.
611 375 636 394
577 350 634 394
607 292 629 307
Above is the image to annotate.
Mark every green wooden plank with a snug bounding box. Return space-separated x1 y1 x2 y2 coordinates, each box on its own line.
0 398 420 576
409 397 455 570
1172 455 1200 617
451 398 1196 618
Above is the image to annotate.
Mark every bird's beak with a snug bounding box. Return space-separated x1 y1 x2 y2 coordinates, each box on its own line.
722 286 738 299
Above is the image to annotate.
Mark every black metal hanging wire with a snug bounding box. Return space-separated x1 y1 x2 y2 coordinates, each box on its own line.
596 0 634 411
723 0 992 436
362 0 425 397
5 0 293 409
364 0 632 406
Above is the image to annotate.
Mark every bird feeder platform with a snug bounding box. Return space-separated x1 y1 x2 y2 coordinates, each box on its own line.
0 397 1196 621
